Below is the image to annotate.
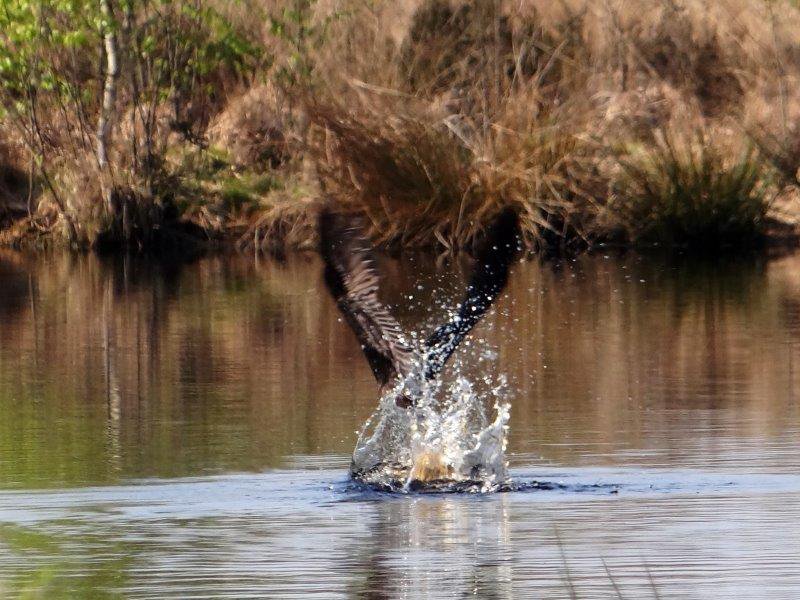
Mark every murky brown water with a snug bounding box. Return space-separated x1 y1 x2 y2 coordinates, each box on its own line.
0 249 799 598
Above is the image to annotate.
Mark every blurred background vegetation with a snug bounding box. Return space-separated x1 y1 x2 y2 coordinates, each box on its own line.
2 0 800 254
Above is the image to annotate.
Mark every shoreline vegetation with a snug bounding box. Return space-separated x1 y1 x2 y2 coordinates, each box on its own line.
2 0 800 256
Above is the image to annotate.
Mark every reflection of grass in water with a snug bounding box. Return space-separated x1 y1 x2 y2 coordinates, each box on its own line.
0 378 119 490
0 524 60 554
0 254 341 489
0 524 131 599
556 527 663 600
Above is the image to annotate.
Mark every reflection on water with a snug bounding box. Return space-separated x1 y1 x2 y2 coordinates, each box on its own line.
1 250 800 597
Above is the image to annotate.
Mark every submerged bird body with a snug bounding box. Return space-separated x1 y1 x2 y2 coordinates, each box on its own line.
319 207 520 485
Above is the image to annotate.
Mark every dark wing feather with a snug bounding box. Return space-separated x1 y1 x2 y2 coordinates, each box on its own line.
424 208 520 379
319 209 414 385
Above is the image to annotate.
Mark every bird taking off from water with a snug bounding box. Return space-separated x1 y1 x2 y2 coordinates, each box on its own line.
319 207 520 486
319 207 521 407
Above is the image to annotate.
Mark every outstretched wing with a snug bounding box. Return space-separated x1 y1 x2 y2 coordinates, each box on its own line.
424 208 520 379
319 209 415 386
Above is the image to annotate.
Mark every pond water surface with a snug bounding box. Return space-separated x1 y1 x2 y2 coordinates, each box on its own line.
0 249 799 598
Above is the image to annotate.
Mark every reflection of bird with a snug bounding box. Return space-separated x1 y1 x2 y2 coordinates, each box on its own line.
319 208 520 483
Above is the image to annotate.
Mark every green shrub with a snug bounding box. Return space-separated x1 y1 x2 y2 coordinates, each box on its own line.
615 133 772 250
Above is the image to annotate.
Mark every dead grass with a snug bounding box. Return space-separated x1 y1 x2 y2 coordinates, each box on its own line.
4 0 800 253
207 83 292 169
284 0 800 253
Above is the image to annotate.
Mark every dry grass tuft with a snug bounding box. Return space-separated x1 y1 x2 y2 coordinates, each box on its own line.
243 193 319 253
305 95 604 251
207 83 292 169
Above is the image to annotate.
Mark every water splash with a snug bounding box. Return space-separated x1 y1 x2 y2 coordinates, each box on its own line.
350 362 511 494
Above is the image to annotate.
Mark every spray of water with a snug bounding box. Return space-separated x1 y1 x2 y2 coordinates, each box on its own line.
319 207 522 493
351 351 511 493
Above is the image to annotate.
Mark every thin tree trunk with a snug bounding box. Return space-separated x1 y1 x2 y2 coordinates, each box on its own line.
26 152 34 217
97 0 119 213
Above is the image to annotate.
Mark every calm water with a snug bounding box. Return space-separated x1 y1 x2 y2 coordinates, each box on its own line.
0 249 799 598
